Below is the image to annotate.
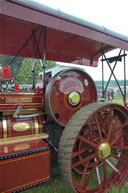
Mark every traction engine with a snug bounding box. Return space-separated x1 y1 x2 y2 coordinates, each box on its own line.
1 2 128 191
0 64 128 193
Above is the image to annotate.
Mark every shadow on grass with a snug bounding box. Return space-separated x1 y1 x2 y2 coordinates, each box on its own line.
106 182 128 193
23 176 128 193
23 177 74 193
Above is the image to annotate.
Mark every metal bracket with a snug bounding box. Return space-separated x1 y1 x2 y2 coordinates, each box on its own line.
13 105 22 118
101 49 127 104
17 112 45 118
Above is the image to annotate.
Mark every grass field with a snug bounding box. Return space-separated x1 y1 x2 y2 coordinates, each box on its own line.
23 177 73 193
23 96 128 193
23 176 128 193
109 96 125 105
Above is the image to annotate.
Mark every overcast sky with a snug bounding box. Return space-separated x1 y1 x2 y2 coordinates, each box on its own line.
33 0 128 81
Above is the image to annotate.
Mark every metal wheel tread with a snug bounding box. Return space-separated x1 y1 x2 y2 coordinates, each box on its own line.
58 103 105 189
58 102 128 193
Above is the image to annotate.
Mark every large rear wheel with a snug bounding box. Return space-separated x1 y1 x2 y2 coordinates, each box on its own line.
58 103 128 193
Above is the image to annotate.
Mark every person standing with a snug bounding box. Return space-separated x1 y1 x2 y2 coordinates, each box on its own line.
107 91 112 102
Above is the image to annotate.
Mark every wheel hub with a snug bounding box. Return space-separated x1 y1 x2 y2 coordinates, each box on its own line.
98 142 111 159
68 91 80 106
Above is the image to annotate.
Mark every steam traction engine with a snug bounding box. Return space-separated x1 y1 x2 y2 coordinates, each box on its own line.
1 1 128 193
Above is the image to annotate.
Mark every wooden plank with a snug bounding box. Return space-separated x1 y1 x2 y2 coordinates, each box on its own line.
0 133 48 146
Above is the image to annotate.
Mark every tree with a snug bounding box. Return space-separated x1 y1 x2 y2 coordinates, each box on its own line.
16 58 58 84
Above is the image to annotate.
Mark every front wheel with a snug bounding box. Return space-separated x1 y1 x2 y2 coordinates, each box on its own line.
58 103 128 193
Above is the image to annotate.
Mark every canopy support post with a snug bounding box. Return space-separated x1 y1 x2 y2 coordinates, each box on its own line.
9 26 40 67
42 27 47 94
123 49 126 104
32 30 36 88
103 51 124 97
101 51 104 97
102 49 123 96
101 49 127 106
31 27 44 89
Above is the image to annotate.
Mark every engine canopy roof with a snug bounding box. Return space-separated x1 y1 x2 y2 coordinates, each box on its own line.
0 0 128 66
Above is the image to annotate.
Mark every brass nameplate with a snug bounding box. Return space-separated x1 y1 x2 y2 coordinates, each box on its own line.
13 122 30 132
13 143 30 152
6 97 32 103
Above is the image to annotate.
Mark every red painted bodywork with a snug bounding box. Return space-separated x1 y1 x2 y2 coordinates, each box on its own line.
0 140 50 193
0 14 100 66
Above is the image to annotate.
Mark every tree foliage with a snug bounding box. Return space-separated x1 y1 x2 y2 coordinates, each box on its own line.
16 58 58 84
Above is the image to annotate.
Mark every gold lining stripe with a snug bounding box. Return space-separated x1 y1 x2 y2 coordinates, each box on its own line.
1 175 50 193
34 117 39 134
0 92 36 95
2 117 8 138
0 151 49 164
